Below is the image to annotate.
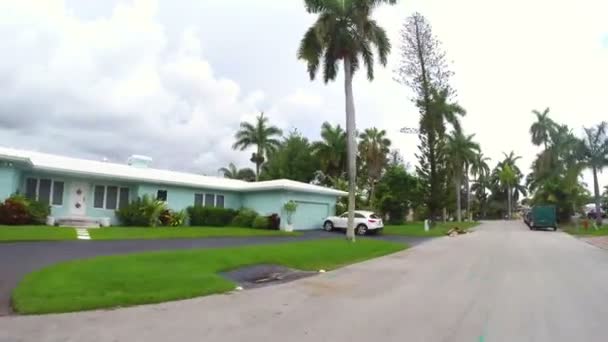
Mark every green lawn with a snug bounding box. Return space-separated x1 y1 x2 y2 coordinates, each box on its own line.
563 224 608 236
13 239 406 314
88 227 299 240
0 226 298 242
383 221 479 237
0 226 77 242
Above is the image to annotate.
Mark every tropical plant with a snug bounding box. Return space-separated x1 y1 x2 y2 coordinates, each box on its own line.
374 164 422 224
298 0 396 240
579 121 608 225
231 208 259 227
499 164 516 219
530 107 556 149
262 130 318 183
283 200 298 225
116 195 166 227
469 152 491 218
218 163 256 182
232 112 282 181
0 194 50 225
359 127 391 207
312 122 347 181
445 129 480 221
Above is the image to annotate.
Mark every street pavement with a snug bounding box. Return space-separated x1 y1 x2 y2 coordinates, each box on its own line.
2 221 608 341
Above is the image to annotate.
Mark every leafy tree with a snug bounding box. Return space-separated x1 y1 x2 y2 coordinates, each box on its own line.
359 127 391 207
445 129 479 221
395 13 459 221
469 152 491 218
261 131 319 183
499 164 516 219
312 122 347 181
580 121 608 225
374 164 421 224
218 163 255 182
232 112 282 181
530 107 556 149
298 0 396 240
494 152 526 219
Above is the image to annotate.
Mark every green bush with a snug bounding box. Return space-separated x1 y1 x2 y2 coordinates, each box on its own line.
252 215 269 229
116 195 166 227
0 195 50 225
158 209 187 227
231 208 258 227
187 207 237 226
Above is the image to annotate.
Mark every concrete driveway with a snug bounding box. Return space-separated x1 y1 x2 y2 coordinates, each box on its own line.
3 221 608 341
0 231 429 316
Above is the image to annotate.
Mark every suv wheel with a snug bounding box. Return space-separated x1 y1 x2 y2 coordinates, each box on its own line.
356 224 368 236
323 221 334 232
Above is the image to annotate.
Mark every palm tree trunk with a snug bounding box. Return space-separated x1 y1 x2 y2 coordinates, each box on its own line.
344 56 357 241
593 166 602 226
507 185 512 219
455 176 462 222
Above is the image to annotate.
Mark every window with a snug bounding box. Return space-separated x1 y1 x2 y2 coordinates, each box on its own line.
355 213 365 218
340 213 348 218
52 182 64 205
24 177 64 206
194 194 203 206
94 186 105 209
204 194 214 207
105 186 118 210
370 214 380 219
157 190 167 202
25 178 37 200
216 195 225 209
119 188 130 209
94 185 130 210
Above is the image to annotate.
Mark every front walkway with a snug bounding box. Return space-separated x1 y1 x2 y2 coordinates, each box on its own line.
579 236 608 250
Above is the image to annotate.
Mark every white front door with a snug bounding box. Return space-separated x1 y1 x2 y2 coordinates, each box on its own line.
69 182 89 216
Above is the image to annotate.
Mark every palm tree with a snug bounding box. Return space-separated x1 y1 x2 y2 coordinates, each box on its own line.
580 121 608 225
232 112 282 181
496 151 524 219
218 163 255 182
499 164 516 219
530 107 556 149
446 129 480 221
359 127 391 207
469 152 491 219
298 0 396 240
312 122 347 180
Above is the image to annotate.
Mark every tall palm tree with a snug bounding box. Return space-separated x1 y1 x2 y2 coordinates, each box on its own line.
298 0 396 240
580 121 608 225
496 151 524 219
312 122 347 180
530 107 556 149
232 112 282 181
218 163 255 182
445 129 480 221
359 127 391 207
499 164 517 219
469 152 491 219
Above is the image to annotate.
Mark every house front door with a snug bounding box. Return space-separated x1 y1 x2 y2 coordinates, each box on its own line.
69 182 89 216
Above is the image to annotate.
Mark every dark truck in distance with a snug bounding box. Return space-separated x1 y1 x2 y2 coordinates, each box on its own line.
524 205 557 231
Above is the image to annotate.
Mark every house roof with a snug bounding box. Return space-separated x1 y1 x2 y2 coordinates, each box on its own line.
0 147 347 196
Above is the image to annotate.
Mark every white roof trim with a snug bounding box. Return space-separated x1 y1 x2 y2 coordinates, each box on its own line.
0 147 347 196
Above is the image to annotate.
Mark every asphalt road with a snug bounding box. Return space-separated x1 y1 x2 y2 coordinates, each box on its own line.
0 230 429 316
3 221 608 341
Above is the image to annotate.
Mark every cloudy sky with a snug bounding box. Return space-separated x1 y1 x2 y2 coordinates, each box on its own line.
1 0 607 189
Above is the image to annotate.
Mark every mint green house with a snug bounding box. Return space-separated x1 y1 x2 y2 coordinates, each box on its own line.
0 147 346 230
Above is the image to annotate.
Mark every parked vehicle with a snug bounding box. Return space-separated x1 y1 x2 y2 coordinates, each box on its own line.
323 210 384 235
527 205 557 231
586 208 606 220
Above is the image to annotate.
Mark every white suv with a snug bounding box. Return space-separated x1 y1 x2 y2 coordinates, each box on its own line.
323 210 384 235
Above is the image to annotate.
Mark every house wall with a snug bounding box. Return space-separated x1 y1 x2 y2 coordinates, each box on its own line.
241 190 338 230
0 163 21 200
137 184 242 212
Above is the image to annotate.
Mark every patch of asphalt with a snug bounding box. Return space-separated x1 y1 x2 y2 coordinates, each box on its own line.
220 264 318 289
0 230 432 316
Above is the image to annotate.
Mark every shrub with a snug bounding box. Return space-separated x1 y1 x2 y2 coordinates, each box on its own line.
187 207 237 226
0 195 50 225
268 213 281 230
116 195 166 227
252 215 269 229
231 208 259 227
169 210 187 227
283 201 297 225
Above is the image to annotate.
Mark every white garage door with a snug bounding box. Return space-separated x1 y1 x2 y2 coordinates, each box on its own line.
292 201 330 230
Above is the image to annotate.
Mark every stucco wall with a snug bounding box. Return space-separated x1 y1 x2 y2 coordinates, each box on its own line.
0 164 20 201
137 184 242 212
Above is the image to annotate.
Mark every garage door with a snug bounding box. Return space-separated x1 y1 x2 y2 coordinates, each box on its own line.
292 201 330 230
